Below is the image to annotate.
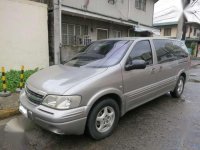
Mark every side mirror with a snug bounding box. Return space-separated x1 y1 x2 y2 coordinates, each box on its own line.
125 59 146 71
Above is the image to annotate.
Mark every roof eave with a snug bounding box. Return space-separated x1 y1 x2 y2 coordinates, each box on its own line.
153 21 178 27
154 0 159 3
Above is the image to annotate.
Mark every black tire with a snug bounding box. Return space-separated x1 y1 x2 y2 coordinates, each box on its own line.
170 76 185 98
86 98 120 140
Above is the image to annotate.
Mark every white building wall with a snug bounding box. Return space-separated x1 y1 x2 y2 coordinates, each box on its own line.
129 0 155 26
62 0 155 26
0 0 49 70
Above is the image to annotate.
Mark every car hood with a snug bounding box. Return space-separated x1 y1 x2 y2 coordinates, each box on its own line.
26 65 107 95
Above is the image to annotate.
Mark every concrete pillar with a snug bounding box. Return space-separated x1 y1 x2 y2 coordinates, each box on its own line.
177 0 190 40
53 0 62 64
177 14 184 40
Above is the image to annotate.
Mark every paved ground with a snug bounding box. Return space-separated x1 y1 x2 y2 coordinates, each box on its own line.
0 66 200 150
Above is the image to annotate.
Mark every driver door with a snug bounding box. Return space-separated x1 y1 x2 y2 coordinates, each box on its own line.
122 40 159 111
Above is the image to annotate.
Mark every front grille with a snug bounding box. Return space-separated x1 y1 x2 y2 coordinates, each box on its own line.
25 87 44 105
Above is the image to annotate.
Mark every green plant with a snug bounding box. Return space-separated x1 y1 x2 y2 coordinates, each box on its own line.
0 68 38 92
191 43 196 56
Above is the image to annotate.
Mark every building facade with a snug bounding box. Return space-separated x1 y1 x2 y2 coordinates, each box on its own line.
154 22 200 56
33 0 159 64
154 22 200 40
153 0 200 57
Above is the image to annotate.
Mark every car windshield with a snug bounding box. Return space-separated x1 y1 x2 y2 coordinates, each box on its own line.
63 40 132 68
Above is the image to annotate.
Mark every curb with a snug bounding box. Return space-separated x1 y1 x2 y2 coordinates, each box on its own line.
191 63 200 68
0 91 11 97
191 57 200 61
189 78 200 83
190 62 200 68
0 109 20 120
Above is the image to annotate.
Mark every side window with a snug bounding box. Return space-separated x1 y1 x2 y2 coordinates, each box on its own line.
128 40 153 65
153 40 176 64
172 41 189 59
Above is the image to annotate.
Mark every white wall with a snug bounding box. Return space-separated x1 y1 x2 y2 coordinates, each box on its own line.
62 0 155 26
129 0 155 26
0 0 49 70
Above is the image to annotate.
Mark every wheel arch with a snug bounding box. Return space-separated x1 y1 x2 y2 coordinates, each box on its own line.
178 70 187 82
180 72 186 81
86 89 125 117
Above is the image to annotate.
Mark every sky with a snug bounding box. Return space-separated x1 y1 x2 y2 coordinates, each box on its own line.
153 0 200 25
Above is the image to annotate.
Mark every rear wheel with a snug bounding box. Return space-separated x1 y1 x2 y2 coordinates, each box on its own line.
86 98 119 140
170 76 185 98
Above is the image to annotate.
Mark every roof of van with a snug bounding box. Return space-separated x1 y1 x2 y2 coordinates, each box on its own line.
102 37 181 41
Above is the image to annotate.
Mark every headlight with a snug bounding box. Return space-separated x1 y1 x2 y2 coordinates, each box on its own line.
42 95 81 110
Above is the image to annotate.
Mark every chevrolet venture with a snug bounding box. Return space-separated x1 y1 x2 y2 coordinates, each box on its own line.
19 37 190 140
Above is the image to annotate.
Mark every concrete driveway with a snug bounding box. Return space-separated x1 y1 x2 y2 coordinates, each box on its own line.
0 66 200 150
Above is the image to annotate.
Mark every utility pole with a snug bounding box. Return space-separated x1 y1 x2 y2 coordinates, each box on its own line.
181 0 191 40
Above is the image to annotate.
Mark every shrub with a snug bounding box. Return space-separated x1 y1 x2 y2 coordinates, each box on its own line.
0 68 38 92
191 43 196 56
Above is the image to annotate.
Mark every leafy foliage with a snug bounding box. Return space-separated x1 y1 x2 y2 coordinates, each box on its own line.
0 68 38 92
191 43 196 56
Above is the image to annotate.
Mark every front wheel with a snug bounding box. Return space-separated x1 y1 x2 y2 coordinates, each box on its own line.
86 98 119 140
170 76 185 98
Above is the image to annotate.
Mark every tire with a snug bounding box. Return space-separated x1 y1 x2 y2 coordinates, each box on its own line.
86 98 120 140
170 76 185 98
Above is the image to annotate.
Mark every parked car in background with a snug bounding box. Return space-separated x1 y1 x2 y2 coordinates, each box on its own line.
19 37 190 140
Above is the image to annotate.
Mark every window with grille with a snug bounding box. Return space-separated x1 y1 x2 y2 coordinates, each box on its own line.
113 30 121 38
135 0 146 11
194 28 197 36
97 29 108 40
164 28 171 36
128 28 135 37
62 24 90 45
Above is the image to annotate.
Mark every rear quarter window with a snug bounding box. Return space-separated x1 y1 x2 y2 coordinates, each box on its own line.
172 40 189 59
153 39 189 64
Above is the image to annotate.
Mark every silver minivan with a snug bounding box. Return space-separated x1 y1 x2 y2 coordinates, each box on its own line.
19 37 190 140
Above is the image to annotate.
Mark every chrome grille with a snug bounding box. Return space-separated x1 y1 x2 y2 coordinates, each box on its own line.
25 87 44 105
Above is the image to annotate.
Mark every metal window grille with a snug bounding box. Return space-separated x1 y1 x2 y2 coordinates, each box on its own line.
194 28 197 36
113 30 122 38
164 28 171 36
62 23 91 46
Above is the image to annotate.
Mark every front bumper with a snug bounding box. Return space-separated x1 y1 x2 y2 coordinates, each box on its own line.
19 90 87 135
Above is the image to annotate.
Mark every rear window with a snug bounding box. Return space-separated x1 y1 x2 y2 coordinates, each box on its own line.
172 40 189 59
153 39 188 64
